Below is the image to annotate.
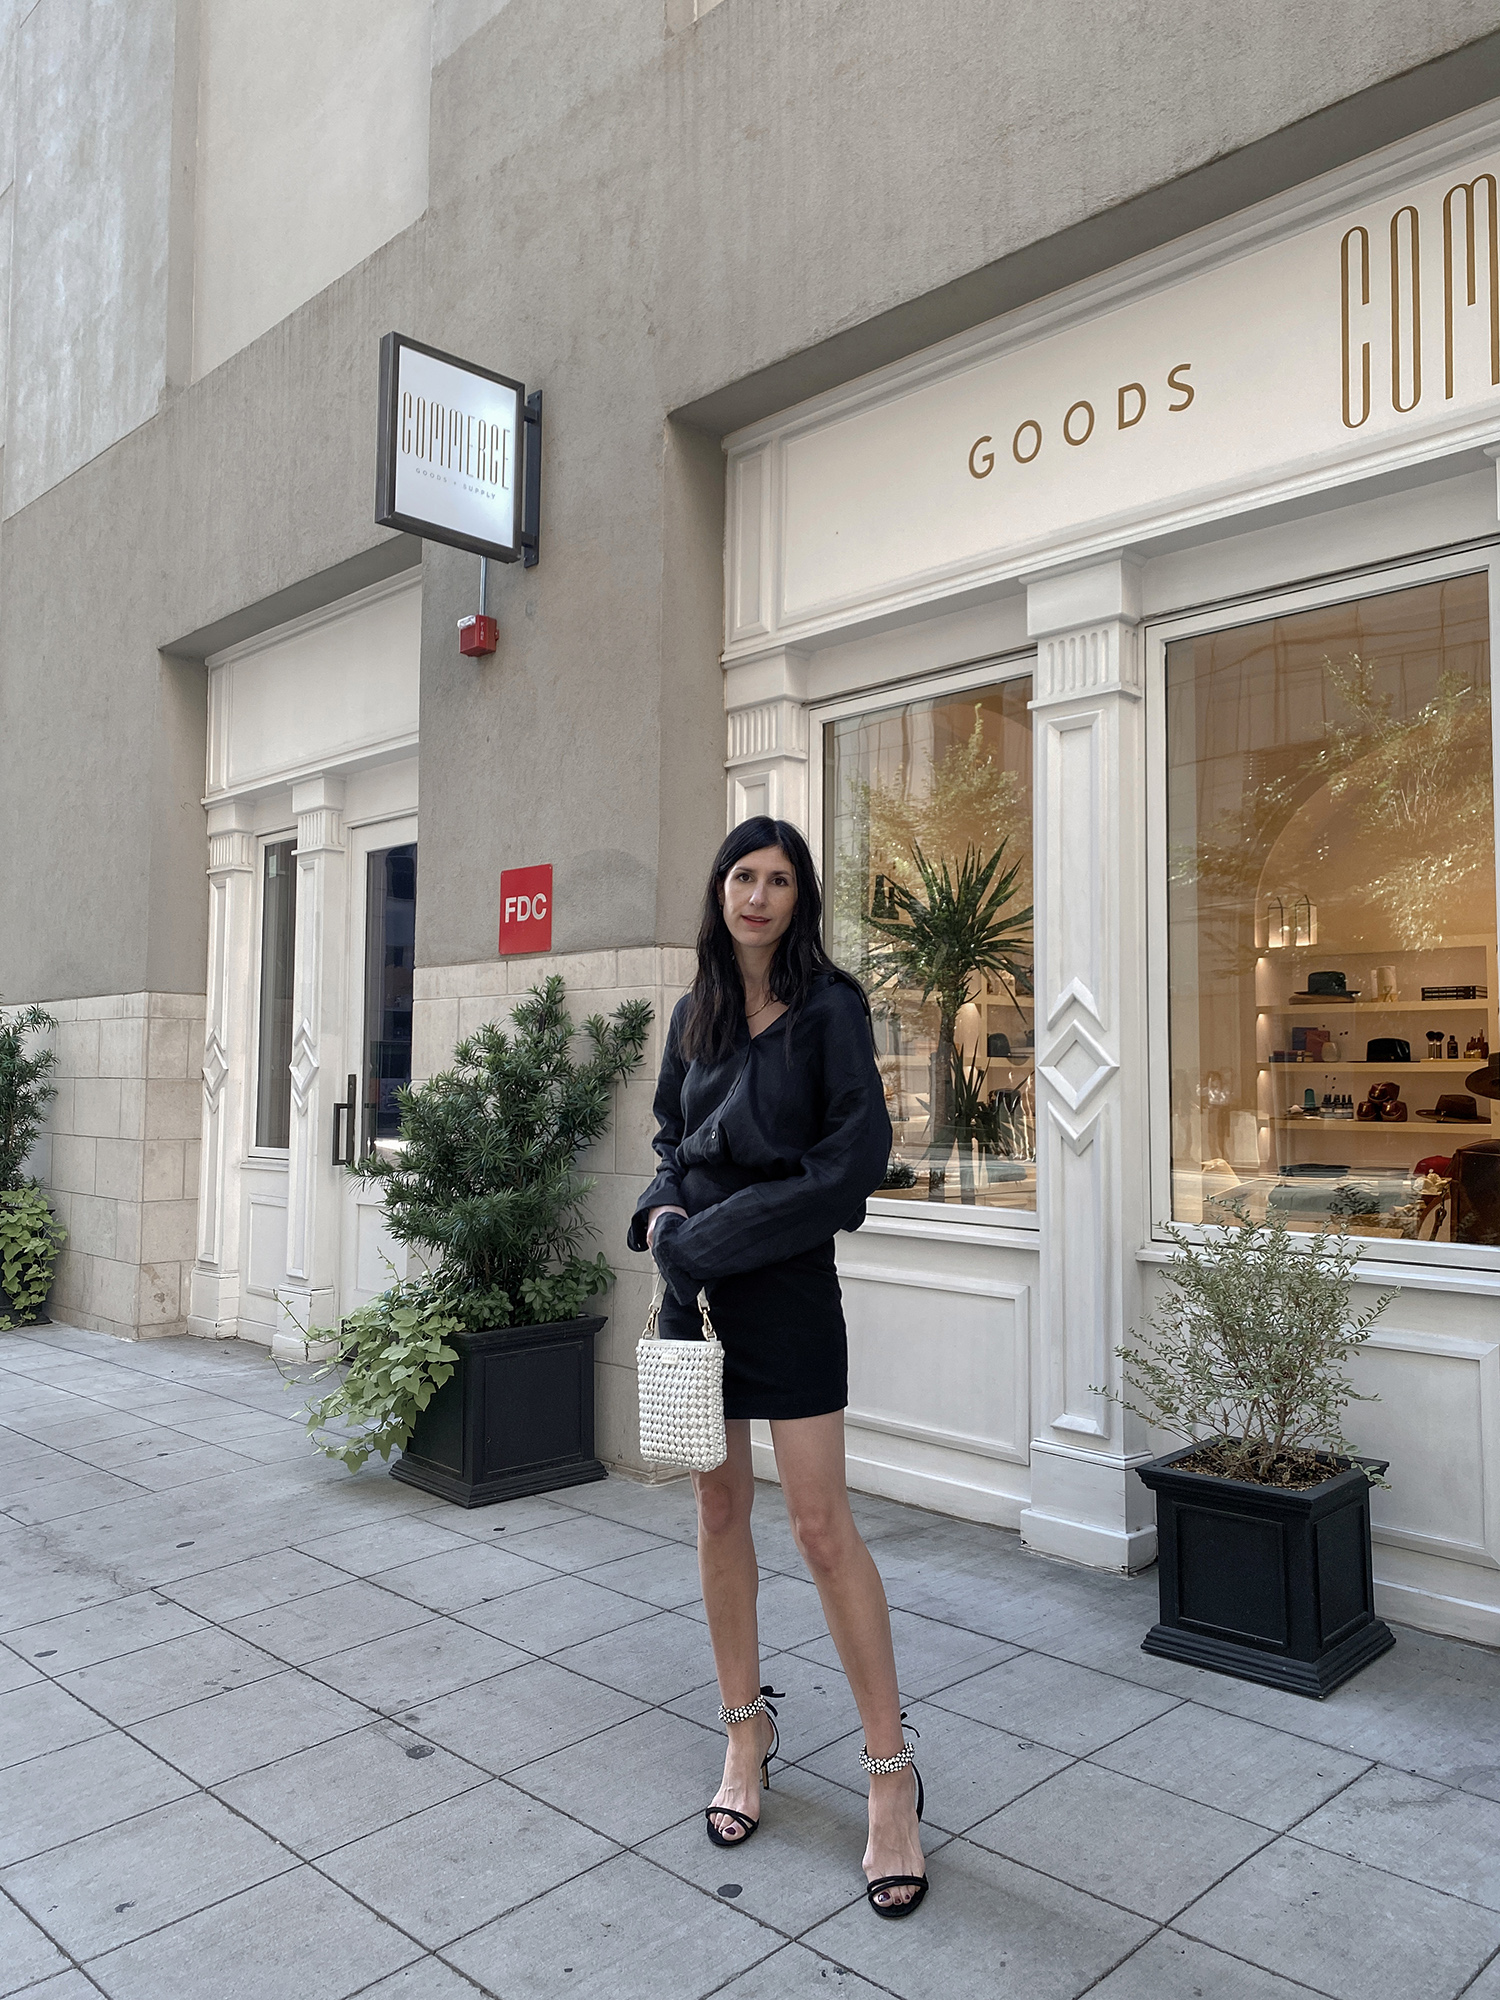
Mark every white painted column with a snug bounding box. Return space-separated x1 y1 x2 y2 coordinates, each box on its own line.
276 773 348 1358
723 647 810 831
1019 560 1157 1571
188 803 257 1338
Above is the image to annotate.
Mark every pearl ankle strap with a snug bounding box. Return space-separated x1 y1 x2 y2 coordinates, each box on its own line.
718 1684 781 1727
860 1739 916 1775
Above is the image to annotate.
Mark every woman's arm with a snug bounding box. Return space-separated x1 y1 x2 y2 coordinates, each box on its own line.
626 1004 690 1252
647 1203 687 1246
651 985 891 1290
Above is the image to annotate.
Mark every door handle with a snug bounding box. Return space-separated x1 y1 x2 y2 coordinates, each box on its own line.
331 1073 358 1166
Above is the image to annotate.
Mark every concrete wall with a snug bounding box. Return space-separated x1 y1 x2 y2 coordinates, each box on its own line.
5 0 191 517
192 0 430 378
3 3 1497 1006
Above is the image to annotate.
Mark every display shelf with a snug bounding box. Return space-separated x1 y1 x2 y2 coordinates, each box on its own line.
1265 999 1489 1014
1269 1115 1491 1131
1263 1059 1483 1073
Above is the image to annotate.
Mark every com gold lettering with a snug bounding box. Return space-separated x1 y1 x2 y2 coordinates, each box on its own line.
1444 174 1500 398
1390 206 1421 414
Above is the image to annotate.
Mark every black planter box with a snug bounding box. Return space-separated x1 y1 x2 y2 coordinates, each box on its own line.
390 1315 608 1507
1135 1441 1394 1699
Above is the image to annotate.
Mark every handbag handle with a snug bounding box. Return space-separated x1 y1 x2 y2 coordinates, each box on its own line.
643 1277 719 1346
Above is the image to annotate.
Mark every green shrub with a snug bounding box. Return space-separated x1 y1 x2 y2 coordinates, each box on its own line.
297 978 651 1470
0 1003 64 1327
356 976 652 1326
1105 1201 1394 1485
0 1002 58 1192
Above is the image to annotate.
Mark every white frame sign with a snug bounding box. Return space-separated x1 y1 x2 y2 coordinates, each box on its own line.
375 332 526 562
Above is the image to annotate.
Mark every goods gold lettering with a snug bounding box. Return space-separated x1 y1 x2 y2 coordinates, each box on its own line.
1063 399 1094 446
1443 175 1500 398
968 361 1193 479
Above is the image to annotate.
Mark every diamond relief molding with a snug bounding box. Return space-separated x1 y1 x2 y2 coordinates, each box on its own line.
288 1025 320 1110
1038 1022 1118 1112
201 1032 229 1109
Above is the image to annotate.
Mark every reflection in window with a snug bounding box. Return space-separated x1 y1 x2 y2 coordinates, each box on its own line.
825 677 1035 1210
363 843 417 1151
254 839 297 1149
1167 573 1497 1243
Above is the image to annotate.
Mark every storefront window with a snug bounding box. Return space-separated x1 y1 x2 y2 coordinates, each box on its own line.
824 675 1035 1211
1166 572 1497 1243
254 838 297 1149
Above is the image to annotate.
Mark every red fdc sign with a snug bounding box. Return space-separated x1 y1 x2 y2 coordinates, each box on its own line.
499 863 552 955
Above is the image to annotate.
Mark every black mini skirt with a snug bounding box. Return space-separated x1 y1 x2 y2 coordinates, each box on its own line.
657 1236 847 1422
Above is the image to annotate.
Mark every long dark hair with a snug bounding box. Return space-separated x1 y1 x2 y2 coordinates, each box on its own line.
681 816 868 1063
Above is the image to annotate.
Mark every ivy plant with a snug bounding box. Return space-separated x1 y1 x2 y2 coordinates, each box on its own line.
298 1273 464 1471
0 1185 66 1330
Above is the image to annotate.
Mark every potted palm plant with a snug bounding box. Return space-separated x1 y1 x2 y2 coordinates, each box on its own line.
303 978 651 1504
1112 1202 1397 1697
864 842 1031 1196
0 1003 64 1330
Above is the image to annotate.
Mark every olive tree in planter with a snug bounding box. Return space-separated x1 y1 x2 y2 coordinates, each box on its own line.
0 1003 64 1330
1111 1203 1397 1698
303 977 651 1504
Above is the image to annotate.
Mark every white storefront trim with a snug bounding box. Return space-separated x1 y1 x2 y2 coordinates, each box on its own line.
724 103 1500 1640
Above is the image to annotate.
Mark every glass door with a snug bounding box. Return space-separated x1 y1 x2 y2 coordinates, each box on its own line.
340 818 417 1311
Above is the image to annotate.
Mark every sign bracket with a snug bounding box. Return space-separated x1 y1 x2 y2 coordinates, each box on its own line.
522 391 543 569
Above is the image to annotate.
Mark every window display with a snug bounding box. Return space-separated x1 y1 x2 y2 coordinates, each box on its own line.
1166 572 1497 1242
824 674 1035 1211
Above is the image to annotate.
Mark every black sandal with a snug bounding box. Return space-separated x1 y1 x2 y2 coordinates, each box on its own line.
704 1686 782 1848
861 1729 928 1919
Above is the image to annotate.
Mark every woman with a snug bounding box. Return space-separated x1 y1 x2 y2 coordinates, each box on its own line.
627 815 928 1919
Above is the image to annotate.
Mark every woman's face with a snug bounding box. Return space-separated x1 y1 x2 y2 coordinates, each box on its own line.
719 845 798 952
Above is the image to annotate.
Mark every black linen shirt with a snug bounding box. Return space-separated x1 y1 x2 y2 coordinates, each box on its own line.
627 971 893 1298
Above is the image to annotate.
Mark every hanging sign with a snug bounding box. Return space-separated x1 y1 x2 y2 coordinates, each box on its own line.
375 332 541 566
499 864 553 955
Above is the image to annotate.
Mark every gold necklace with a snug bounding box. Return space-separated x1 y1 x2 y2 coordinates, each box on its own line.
745 992 777 1021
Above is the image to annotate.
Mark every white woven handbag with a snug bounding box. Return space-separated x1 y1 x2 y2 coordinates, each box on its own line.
637 1282 727 1471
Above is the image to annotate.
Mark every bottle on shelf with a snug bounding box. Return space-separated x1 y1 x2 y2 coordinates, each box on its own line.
1447 1034 1459 1060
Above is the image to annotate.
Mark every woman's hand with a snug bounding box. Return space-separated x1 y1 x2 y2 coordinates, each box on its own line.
647 1204 687 1248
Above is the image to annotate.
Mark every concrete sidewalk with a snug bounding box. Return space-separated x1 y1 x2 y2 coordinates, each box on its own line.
1 1323 1498 2000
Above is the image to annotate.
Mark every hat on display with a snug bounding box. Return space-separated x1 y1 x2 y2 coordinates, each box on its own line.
1304 970 1348 995
1465 1054 1500 1100
1416 1094 1482 1121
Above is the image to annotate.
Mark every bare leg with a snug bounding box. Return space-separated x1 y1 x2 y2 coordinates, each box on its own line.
693 1419 774 1840
770 1412 925 1907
